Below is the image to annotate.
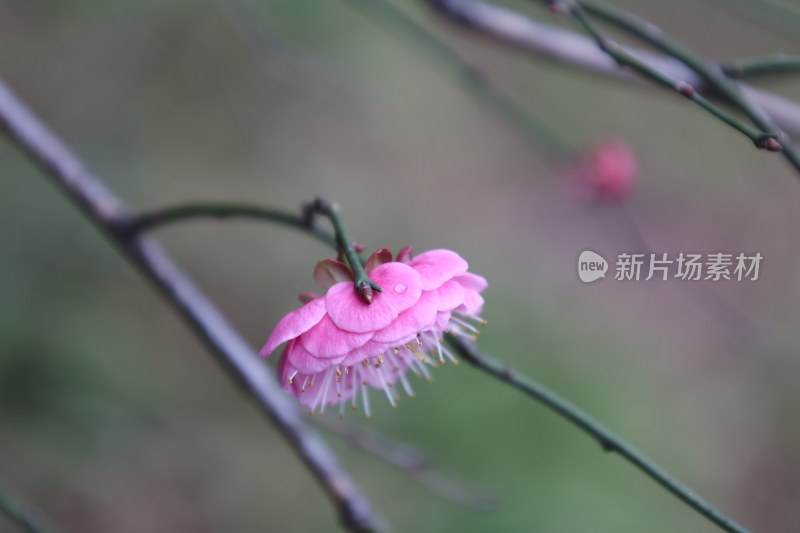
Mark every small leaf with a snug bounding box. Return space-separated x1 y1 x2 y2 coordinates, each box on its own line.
364 248 393 273
313 259 352 291
396 246 413 264
297 291 319 304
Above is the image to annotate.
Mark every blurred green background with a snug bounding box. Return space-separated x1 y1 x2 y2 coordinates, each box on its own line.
2 0 800 531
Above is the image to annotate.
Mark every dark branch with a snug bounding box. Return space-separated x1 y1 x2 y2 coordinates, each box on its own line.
422 0 800 139
446 335 750 533
0 78 386 533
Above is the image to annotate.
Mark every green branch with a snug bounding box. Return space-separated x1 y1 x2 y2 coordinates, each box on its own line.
127 197 749 533
560 0 800 171
445 335 750 533
302 198 382 302
722 53 800 79
561 1 781 151
125 201 336 249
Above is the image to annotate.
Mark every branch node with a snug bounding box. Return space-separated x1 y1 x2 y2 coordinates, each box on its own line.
675 81 695 98
758 136 783 152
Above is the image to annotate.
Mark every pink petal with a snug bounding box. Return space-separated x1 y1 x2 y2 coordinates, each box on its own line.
313 259 353 292
260 298 326 357
372 290 440 344
409 249 468 290
435 311 452 332
339 341 392 366
299 315 373 357
285 338 343 374
453 272 488 293
325 263 422 333
457 290 485 316
436 280 465 312
364 248 393 273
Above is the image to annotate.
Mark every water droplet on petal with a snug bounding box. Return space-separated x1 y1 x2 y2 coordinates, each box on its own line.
394 283 407 294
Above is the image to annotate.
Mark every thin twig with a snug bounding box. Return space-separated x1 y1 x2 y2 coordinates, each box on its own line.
422 0 800 138
573 1 800 170
127 197 752 531
445 335 750 533
131 202 499 508
0 487 59 533
314 418 499 510
302 197 383 302
127 201 337 249
343 0 572 155
0 78 386 533
722 53 800 79
568 2 780 147
337 0 779 360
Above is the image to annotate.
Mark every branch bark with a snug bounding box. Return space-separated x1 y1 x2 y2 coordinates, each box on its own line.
0 78 386 533
424 0 800 138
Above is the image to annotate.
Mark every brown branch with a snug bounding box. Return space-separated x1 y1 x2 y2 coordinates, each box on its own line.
0 78 386 533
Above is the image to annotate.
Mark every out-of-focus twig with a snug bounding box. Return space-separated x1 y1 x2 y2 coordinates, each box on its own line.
343 0 572 156
722 53 800 79
708 0 800 41
421 0 800 138
0 78 386 533
314 418 499 510
571 0 800 172
0 487 59 533
445 335 750 533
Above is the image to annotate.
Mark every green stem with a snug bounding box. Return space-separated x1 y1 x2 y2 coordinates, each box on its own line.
344 0 574 156
445 336 750 533
303 198 382 302
722 53 800 79
125 202 336 249
569 0 800 171
0 488 59 533
565 2 779 149
124 198 748 532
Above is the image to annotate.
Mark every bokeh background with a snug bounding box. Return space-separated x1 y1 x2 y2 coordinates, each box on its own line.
2 0 800 531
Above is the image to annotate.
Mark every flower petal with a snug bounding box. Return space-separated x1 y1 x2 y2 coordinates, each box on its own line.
409 249 468 290
457 290 485 316
372 290 440 344
300 315 373 357
313 259 353 292
260 298 326 357
325 263 422 333
339 341 392 367
285 338 343 374
453 272 488 293
435 280 465 312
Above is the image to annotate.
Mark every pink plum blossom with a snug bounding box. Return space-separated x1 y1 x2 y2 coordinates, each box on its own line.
564 140 638 203
261 247 487 416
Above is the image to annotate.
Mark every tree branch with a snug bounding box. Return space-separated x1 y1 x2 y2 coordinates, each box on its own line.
314 418 499 510
0 78 386 533
422 0 800 140
573 0 800 169
722 53 800 80
445 335 750 533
